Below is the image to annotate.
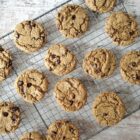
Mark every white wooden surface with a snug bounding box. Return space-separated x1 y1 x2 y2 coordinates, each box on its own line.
0 0 140 139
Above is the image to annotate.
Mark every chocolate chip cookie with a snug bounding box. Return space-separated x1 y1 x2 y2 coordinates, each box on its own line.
105 12 139 46
92 92 125 126
15 69 48 103
54 78 87 112
46 120 79 140
0 102 21 134
44 44 77 76
83 48 116 79
0 46 12 82
120 51 140 84
20 131 45 140
56 4 89 38
85 0 116 13
14 20 46 53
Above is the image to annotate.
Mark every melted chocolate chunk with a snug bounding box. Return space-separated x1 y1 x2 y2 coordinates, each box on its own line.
3 112 8 117
27 83 32 87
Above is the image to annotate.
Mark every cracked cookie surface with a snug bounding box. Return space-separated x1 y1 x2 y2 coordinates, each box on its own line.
20 131 44 140
14 20 46 53
46 120 79 140
15 69 48 103
0 102 21 134
105 12 139 46
85 0 116 13
44 44 77 76
54 78 87 112
0 46 12 82
83 48 116 79
92 92 125 126
120 51 140 84
56 4 89 38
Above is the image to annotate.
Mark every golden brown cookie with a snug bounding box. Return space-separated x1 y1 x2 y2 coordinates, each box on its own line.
0 102 21 134
105 12 139 46
46 120 79 140
20 131 45 140
56 4 89 38
54 78 87 112
120 51 140 84
14 20 46 53
0 46 12 82
83 48 116 79
44 44 77 76
85 0 116 13
15 69 48 103
92 92 125 126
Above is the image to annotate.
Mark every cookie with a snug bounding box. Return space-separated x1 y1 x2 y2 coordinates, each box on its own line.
20 131 44 140
54 78 87 112
105 12 139 46
85 0 116 13
46 120 79 140
0 46 12 81
0 102 21 134
14 20 46 53
120 51 140 84
44 44 77 76
15 69 48 103
92 92 125 126
56 4 89 38
83 48 116 79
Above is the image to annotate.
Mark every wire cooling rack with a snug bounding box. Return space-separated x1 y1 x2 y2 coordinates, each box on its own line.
0 0 140 139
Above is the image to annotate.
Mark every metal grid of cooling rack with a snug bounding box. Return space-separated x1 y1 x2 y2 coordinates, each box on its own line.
0 0 140 139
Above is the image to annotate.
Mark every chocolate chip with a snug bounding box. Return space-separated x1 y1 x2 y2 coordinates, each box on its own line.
18 81 24 86
103 113 108 116
0 47 4 52
12 107 19 112
32 23 36 27
130 62 137 67
56 59 61 64
12 115 17 122
72 15 76 20
28 21 31 24
95 69 101 73
52 131 57 135
70 128 74 133
130 31 134 35
136 74 140 80
56 122 61 127
27 83 32 87
70 101 73 105
86 70 89 73
51 54 57 59
3 112 8 117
